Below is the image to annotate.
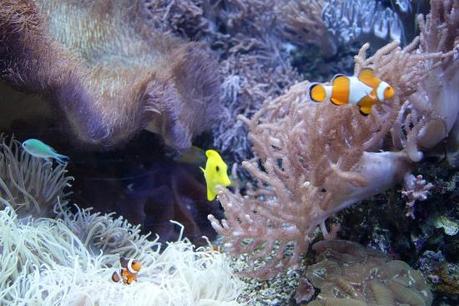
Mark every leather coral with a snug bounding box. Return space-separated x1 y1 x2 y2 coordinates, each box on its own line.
0 0 221 150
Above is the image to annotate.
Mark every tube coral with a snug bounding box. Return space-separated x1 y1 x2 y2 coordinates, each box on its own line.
0 0 221 150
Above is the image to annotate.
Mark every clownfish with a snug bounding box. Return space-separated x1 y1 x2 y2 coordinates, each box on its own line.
308 68 395 115
200 150 231 201
111 257 142 285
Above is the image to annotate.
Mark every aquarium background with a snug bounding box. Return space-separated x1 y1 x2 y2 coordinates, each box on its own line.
0 0 457 305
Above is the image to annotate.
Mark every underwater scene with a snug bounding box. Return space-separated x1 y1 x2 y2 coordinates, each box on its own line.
0 0 458 305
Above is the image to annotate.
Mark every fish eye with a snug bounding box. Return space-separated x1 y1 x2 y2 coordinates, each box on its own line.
216 166 220 172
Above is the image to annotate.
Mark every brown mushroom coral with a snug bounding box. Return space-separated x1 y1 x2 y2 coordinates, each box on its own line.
0 0 221 150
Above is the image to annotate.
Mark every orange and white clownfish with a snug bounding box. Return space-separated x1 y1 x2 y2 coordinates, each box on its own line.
111 257 142 285
308 68 395 115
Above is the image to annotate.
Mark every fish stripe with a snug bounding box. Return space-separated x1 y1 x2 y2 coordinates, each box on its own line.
348 76 373 105
377 82 393 101
331 76 350 105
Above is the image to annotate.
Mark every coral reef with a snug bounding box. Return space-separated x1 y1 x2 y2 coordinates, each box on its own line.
0 136 72 217
305 240 432 306
209 82 406 278
0 0 221 150
209 0 458 281
142 0 407 165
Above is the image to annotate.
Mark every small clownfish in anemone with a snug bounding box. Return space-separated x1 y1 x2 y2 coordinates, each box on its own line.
308 68 395 115
111 257 142 285
22 138 69 164
200 149 231 201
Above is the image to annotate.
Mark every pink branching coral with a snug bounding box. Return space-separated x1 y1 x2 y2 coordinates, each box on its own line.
209 0 458 280
402 174 434 219
209 82 409 279
390 0 459 162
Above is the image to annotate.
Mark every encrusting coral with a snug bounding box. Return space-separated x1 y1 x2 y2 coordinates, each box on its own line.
0 136 73 217
0 0 221 150
305 240 432 306
209 0 458 280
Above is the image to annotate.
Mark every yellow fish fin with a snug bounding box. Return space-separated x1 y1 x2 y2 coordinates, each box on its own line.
359 106 372 116
200 167 205 174
309 83 326 102
358 95 376 116
358 68 380 88
207 184 217 201
358 95 377 108
330 75 350 105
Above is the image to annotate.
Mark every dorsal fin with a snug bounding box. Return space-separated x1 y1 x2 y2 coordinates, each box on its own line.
331 73 346 82
358 68 380 88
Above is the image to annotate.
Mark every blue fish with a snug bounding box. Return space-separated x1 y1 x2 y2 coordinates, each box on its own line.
22 139 69 164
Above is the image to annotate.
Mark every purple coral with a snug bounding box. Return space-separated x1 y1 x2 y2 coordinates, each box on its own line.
402 174 434 219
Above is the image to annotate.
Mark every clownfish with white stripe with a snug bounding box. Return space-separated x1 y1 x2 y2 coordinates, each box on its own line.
111 257 142 285
308 68 395 115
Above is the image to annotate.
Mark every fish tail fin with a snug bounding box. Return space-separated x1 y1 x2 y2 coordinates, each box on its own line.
308 83 328 103
55 154 70 164
207 187 216 201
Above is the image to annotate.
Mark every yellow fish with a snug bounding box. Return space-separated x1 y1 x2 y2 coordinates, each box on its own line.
308 68 395 115
200 150 231 201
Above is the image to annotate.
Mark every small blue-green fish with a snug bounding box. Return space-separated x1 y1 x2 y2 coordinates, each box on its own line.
22 139 69 164
200 149 231 201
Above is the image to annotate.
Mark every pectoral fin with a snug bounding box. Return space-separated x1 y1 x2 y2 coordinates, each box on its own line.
359 106 372 116
357 95 376 116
